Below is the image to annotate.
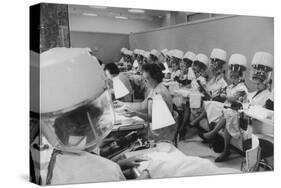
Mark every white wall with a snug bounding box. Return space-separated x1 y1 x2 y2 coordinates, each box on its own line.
129 16 274 91
70 31 129 63
69 14 161 34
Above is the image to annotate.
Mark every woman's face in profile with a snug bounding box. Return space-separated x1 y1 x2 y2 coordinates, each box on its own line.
143 71 153 87
252 78 266 91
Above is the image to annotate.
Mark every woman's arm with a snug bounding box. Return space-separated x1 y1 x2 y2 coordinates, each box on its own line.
125 98 148 113
134 111 149 121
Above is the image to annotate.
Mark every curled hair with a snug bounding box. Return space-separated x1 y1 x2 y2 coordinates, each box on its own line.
142 63 164 83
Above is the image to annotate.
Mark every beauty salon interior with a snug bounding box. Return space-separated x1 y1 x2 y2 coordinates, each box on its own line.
30 3 274 185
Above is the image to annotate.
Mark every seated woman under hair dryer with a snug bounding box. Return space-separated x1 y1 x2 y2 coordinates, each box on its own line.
132 49 141 72
199 54 250 162
170 49 184 81
177 51 196 86
206 48 229 101
181 48 229 134
179 53 209 139
200 52 273 162
33 48 148 185
247 52 273 107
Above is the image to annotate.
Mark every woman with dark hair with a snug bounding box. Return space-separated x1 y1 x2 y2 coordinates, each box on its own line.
115 63 172 117
104 63 133 102
114 63 175 142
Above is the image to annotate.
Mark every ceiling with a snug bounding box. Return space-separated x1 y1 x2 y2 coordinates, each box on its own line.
68 4 195 21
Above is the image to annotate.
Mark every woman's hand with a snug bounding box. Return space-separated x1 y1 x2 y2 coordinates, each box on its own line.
123 109 137 117
118 157 147 170
113 100 125 108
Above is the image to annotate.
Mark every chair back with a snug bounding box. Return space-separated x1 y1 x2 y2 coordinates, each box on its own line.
241 134 261 172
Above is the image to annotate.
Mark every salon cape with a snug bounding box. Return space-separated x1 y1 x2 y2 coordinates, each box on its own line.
128 82 173 114
51 151 125 185
113 73 133 102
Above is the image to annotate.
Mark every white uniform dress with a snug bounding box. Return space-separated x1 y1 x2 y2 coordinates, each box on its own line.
206 74 228 98
248 89 271 107
51 151 125 185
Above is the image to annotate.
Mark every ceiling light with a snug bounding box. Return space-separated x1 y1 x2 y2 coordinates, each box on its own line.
82 13 98 16
89 5 107 9
115 16 128 20
128 9 145 13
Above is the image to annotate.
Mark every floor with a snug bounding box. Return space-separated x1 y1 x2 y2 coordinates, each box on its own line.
178 132 243 171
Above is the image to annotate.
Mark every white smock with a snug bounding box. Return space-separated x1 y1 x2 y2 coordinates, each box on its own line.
51 151 125 185
248 89 271 107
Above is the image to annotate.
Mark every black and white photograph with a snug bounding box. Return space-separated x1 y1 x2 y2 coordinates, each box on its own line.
29 2 274 186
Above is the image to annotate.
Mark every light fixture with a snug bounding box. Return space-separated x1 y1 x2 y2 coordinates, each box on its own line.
89 5 107 9
128 9 145 13
115 16 128 20
82 13 98 16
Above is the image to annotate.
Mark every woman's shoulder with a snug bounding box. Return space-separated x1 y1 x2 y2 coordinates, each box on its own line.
155 83 170 95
